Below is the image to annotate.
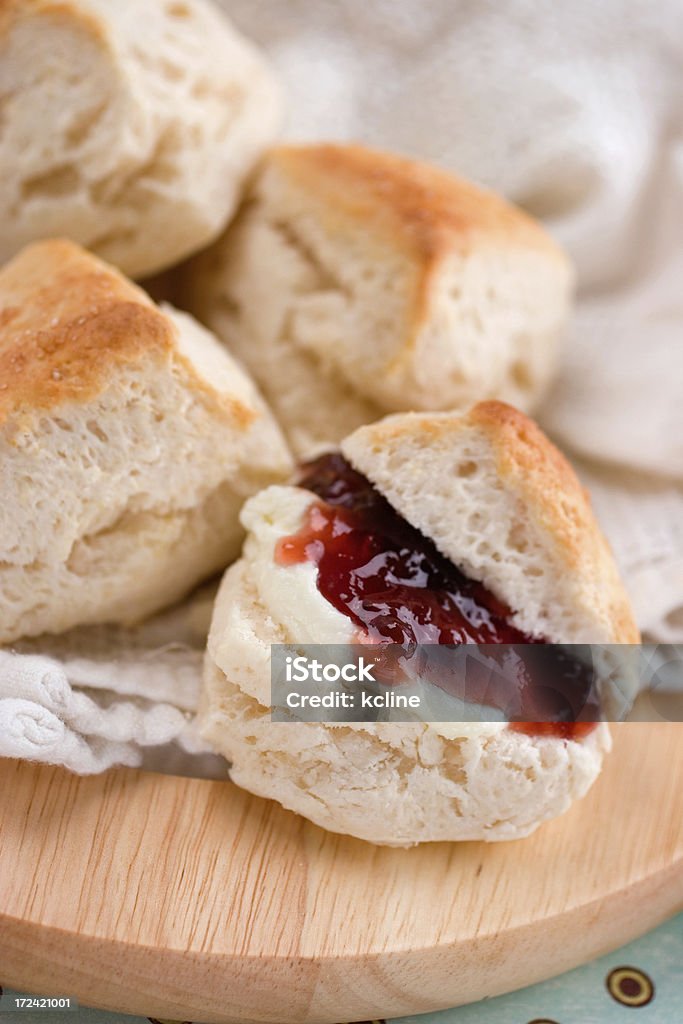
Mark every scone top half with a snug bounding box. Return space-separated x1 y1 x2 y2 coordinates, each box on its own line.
0 239 292 644
342 402 639 649
186 144 573 455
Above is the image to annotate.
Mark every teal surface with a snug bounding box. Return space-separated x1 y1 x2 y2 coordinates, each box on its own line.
392 912 682 1024
1 913 681 1024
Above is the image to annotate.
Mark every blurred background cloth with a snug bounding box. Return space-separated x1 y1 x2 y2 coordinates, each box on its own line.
225 0 683 641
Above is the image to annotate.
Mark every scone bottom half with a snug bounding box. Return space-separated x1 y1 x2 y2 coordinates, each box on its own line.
201 403 638 845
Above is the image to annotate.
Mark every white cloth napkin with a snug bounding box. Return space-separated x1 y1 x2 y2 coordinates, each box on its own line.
2 0 682 773
226 0 683 637
0 586 216 772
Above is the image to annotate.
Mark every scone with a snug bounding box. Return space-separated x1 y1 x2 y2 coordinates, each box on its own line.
0 239 292 644
200 403 639 846
184 144 573 456
0 0 282 278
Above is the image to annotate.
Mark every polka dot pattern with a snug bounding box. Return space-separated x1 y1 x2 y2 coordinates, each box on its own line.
606 966 655 1008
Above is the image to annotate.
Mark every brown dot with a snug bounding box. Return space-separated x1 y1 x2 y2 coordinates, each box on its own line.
607 966 654 1007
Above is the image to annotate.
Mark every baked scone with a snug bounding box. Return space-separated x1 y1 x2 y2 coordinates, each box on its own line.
185 144 574 456
0 239 293 644
200 403 639 845
0 0 282 278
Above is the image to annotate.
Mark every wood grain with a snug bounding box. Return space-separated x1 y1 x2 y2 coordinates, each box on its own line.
0 723 681 1024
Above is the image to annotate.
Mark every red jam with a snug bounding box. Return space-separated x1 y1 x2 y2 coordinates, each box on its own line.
276 453 599 739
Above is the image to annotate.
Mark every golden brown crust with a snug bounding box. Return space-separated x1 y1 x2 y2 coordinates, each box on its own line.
469 403 639 643
480 403 640 643
0 0 107 42
0 0 22 36
0 240 170 424
0 239 255 429
470 400 594 569
269 143 569 265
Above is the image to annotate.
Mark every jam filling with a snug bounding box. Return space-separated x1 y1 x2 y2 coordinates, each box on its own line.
276 452 598 740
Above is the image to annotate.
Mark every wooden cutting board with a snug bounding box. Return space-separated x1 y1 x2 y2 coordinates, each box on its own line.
0 722 681 1024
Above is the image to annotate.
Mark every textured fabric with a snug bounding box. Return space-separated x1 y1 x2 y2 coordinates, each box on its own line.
0 586 216 770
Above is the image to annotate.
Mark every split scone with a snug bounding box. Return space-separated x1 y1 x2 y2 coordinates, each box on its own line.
185 144 573 456
200 403 639 846
0 239 292 644
0 0 282 278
